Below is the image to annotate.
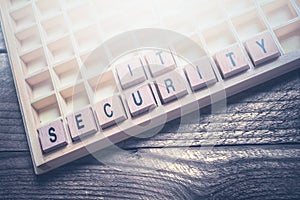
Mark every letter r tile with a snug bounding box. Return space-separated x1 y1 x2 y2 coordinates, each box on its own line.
155 70 188 104
66 108 98 140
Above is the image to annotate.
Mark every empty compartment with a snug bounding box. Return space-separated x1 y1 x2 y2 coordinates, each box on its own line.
92 0 128 18
47 36 75 64
262 0 298 27
257 0 273 4
274 20 300 54
196 3 225 29
59 83 90 114
88 70 118 104
10 3 36 31
26 70 54 100
53 58 82 88
20 47 48 75
35 0 62 18
125 5 158 29
31 94 61 125
15 24 41 53
232 9 267 41
9 0 30 10
296 0 300 9
163 13 196 36
99 13 131 39
67 5 95 31
41 14 69 42
223 0 254 15
171 34 206 64
202 22 236 53
64 0 86 9
81 50 111 77
74 25 103 53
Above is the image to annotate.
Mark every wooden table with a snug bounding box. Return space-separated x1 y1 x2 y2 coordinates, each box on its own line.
0 24 299 199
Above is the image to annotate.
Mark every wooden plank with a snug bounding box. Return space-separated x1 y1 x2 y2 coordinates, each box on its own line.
0 145 299 199
0 53 28 151
0 54 17 103
0 24 6 51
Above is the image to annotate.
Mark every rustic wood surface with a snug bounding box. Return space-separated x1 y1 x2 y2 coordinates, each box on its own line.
0 24 299 199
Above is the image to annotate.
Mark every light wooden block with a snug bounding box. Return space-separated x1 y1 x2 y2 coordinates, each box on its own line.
144 50 176 77
94 95 127 129
184 57 217 91
66 107 98 140
244 32 280 66
155 70 188 104
125 84 157 117
215 44 250 79
115 57 146 89
37 119 67 153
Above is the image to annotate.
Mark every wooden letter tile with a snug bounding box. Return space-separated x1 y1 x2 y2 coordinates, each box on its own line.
115 57 146 89
66 107 98 140
155 70 188 104
144 50 176 77
184 57 217 91
94 95 127 129
38 119 68 153
244 32 280 66
125 84 157 117
215 44 250 79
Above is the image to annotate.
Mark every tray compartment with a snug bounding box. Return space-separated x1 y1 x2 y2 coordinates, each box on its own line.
87 70 118 104
232 9 267 41
31 94 61 126
202 22 236 53
53 58 82 88
59 83 90 114
274 20 300 53
25 70 54 100
262 0 298 27
20 47 48 76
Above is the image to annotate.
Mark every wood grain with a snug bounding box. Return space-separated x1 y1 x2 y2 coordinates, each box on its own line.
0 25 5 52
0 145 299 199
0 25 299 199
